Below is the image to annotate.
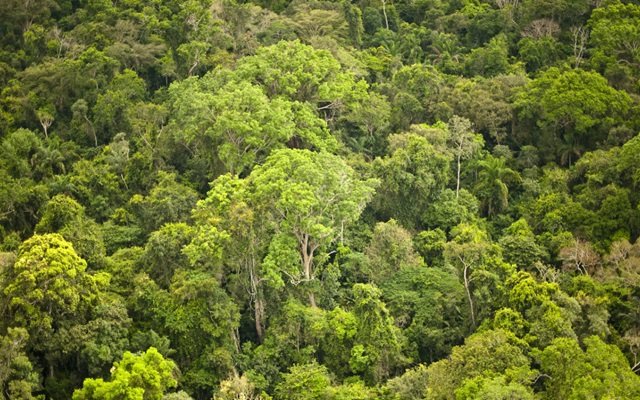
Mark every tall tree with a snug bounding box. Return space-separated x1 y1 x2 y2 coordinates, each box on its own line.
447 116 483 198
191 174 270 341
251 149 378 307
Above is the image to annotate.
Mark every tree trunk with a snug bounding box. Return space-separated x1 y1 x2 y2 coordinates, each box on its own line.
456 154 462 198
381 0 389 30
232 327 240 352
308 292 317 308
249 257 265 342
254 296 265 342
301 234 317 307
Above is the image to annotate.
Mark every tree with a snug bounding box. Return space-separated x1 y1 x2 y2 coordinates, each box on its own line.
168 73 337 175
18 47 118 130
141 223 195 289
473 155 520 217
341 92 391 156
372 133 451 228
536 336 640 400
388 64 446 130
382 264 466 363
363 219 424 284
92 69 146 144
423 189 480 232
517 0 591 27
329 380 377 400
236 39 372 130
425 329 533 400
0 129 42 179
318 306 358 379
558 239 600 276
464 34 511 78
127 172 198 236
102 133 131 190
441 75 526 144
236 40 344 103
588 1 640 92
244 299 325 385
382 364 429 400
0 171 49 236
168 77 293 175
215 375 265 400
1 233 104 395
71 99 97 147
251 149 378 307
274 362 330 400
31 138 72 179
0 328 40 400
2 234 99 345
515 67 632 164
455 375 534 400
190 172 281 342
350 284 405 384
498 219 547 269
62 293 132 377
518 36 564 73
287 4 348 43
504 271 578 348
72 347 178 400
35 194 106 268
343 2 364 47
447 116 483 198
444 223 509 328
64 157 125 222
153 269 239 398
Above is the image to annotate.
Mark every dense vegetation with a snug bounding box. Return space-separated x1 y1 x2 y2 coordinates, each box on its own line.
1 0 640 398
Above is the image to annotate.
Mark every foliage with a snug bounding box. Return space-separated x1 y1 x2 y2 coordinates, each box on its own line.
73 347 178 400
1 1 639 399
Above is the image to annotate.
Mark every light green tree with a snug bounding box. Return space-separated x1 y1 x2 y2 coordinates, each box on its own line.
425 329 534 400
274 362 330 400
363 219 424 284
2 233 99 343
251 149 378 307
72 347 178 400
190 174 270 341
536 336 640 400
444 223 507 328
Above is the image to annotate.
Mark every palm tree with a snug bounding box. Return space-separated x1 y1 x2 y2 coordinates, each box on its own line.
558 133 585 167
473 155 521 217
32 144 65 178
